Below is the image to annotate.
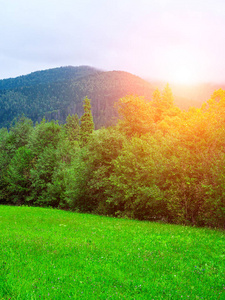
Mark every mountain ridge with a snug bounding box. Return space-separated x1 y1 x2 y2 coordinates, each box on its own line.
0 65 100 90
0 66 155 129
0 65 223 129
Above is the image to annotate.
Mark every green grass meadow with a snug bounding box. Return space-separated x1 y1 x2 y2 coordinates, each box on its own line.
0 205 224 299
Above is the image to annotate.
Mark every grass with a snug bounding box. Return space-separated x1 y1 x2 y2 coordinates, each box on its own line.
0 205 224 299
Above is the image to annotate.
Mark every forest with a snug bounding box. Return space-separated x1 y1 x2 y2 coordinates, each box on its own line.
0 85 225 229
0 66 157 130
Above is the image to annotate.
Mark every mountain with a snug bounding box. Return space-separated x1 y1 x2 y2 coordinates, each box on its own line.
0 65 99 90
0 66 155 129
1 65 223 129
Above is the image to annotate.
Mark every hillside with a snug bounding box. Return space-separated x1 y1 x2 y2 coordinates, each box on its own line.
0 65 99 90
1 66 223 129
0 66 155 129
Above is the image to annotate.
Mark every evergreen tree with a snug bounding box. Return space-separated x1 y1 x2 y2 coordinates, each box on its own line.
151 84 175 123
162 83 174 109
80 97 94 146
7 115 33 156
65 113 80 142
151 88 162 122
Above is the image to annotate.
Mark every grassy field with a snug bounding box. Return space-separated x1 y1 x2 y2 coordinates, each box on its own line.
0 205 224 299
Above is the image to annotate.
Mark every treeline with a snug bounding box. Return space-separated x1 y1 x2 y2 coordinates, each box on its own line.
1 86 225 228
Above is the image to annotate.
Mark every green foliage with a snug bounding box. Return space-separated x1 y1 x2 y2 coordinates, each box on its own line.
5 146 34 205
28 146 60 206
80 97 94 146
1 86 225 228
64 147 91 211
42 135 80 209
116 95 154 136
0 128 11 202
82 127 126 214
7 115 33 156
0 117 34 203
27 119 62 156
199 153 225 228
106 135 168 219
26 120 65 206
65 113 80 142
63 126 126 213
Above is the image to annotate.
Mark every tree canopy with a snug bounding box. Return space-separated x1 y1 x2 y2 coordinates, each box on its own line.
0 87 225 228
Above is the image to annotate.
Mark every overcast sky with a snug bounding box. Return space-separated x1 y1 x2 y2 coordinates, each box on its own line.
1 0 225 84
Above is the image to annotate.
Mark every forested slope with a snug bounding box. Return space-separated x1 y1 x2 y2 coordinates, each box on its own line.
0 65 99 90
1 86 225 228
0 66 155 129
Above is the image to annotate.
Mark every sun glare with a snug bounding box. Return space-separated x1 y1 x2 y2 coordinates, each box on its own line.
160 46 202 85
169 66 197 85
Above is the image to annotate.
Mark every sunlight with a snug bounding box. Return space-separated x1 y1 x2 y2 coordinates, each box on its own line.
169 66 197 85
161 46 203 85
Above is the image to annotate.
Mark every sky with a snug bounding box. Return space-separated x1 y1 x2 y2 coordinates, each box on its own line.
1 0 225 84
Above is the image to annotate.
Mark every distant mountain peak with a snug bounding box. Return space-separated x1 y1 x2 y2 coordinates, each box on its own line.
0 65 101 90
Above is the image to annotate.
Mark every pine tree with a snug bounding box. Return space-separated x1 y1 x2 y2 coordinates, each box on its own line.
151 84 175 122
152 88 162 122
162 83 174 109
65 113 80 142
80 97 94 146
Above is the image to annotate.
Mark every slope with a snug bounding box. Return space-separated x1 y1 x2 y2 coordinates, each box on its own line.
0 65 99 90
0 67 155 129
